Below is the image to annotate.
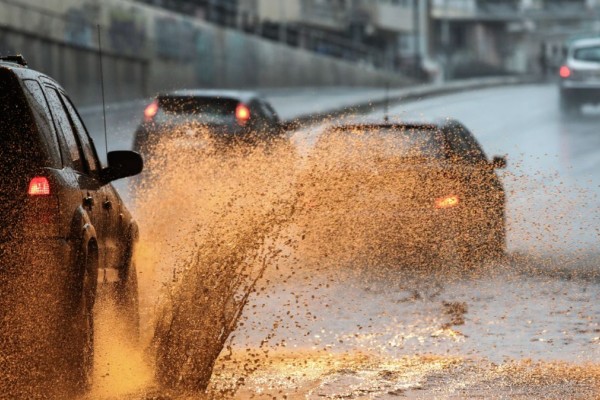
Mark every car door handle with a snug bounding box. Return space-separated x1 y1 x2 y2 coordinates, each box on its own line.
83 196 94 209
103 200 113 210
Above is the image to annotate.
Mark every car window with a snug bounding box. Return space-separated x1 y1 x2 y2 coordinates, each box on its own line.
445 124 487 164
157 96 239 124
321 125 446 160
0 71 44 179
60 93 100 173
573 45 600 62
259 100 276 121
264 102 280 122
250 100 266 120
22 80 62 168
45 87 85 173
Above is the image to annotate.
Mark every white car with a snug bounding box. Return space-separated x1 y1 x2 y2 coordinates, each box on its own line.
559 37 600 115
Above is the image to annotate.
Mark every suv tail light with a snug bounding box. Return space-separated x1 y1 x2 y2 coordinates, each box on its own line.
25 176 59 233
144 99 159 122
235 103 251 125
559 65 571 79
28 176 50 196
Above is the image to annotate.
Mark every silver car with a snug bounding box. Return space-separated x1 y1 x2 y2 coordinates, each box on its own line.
559 37 600 115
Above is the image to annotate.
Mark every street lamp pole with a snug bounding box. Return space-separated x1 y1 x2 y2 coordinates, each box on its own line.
442 0 450 80
208 0 217 24
279 0 287 44
413 0 420 77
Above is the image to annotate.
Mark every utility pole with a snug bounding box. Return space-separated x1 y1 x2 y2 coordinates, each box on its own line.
279 0 287 44
413 0 420 77
207 0 217 24
441 0 450 80
254 0 263 37
351 0 360 61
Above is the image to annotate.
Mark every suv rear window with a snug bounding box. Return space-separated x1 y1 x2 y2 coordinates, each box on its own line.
157 96 238 124
0 70 44 179
573 46 600 62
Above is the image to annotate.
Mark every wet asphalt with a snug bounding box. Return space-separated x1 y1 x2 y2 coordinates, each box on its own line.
83 83 600 398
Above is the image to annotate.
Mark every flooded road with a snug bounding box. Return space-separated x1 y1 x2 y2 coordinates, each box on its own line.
87 84 600 399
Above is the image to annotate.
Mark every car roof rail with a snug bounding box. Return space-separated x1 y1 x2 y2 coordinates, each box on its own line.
0 55 28 67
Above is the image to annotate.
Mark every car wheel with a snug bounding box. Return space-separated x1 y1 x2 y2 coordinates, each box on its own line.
458 211 505 266
65 244 97 392
560 93 579 116
484 211 506 261
115 245 140 341
457 238 481 267
132 128 150 156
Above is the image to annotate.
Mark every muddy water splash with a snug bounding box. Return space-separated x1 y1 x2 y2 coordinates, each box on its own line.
124 119 600 398
133 131 298 392
87 292 153 399
129 123 496 394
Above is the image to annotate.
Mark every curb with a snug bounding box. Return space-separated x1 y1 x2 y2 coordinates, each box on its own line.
80 76 537 127
282 76 537 130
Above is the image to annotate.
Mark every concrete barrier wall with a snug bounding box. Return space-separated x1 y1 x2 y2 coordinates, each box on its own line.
0 0 407 106
0 27 148 105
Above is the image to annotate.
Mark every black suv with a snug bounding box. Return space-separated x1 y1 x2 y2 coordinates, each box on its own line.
133 90 283 155
0 56 142 395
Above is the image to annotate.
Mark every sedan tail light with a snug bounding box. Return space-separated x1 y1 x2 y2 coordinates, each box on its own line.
235 103 251 125
144 99 159 122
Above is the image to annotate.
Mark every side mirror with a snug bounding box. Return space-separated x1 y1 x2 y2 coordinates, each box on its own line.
491 155 507 169
101 151 143 184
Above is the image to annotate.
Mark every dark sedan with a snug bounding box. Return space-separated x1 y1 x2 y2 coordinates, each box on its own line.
301 118 507 266
133 89 284 156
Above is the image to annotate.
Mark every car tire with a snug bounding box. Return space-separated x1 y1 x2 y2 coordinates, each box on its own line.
457 238 481 267
115 244 140 342
64 243 98 393
132 128 149 156
485 212 507 261
458 210 506 266
560 93 579 116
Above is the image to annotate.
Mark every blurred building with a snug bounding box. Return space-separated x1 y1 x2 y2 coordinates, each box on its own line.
431 0 600 78
237 0 421 73
134 0 600 79
136 0 426 75
137 0 240 25
0 0 405 104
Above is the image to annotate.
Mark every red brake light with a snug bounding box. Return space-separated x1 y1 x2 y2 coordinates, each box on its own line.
559 65 571 79
28 177 50 196
435 195 459 209
144 99 159 121
235 103 251 124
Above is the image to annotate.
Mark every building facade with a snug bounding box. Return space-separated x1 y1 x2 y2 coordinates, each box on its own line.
235 0 422 73
134 0 600 79
431 0 600 77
